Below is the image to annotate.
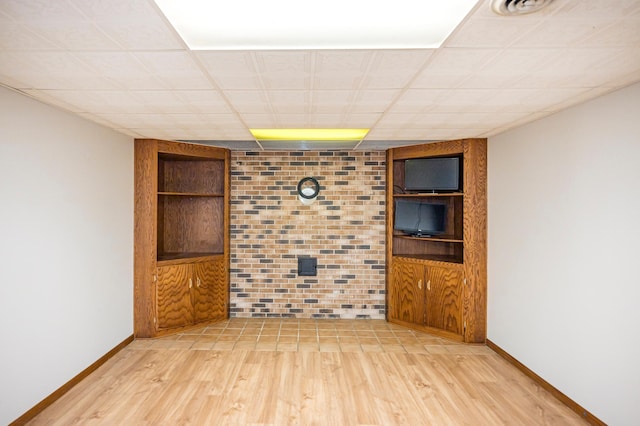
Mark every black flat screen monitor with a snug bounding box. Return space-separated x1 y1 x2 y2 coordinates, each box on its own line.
404 157 460 192
394 199 446 237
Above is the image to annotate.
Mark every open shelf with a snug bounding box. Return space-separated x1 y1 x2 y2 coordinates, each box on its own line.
158 153 224 195
393 192 463 197
155 151 226 264
394 234 463 244
394 253 464 264
158 192 224 197
157 252 223 266
157 194 224 261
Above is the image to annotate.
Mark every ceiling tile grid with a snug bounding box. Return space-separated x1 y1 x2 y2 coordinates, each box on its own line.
0 0 639 149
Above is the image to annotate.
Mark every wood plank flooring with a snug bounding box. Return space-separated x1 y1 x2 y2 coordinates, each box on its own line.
28 319 587 425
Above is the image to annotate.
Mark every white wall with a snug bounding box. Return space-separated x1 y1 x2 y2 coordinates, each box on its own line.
488 82 640 425
0 86 134 424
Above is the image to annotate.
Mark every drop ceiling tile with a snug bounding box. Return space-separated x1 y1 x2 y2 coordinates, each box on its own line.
547 87 619 111
20 89 84 113
393 88 493 114
74 52 167 90
34 90 148 113
374 113 419 129
410 48 501 89
254 51 312 90
23 20 121 51
509 48 639 89
196 51 262 90
350 89 401 113
446 17 543 48
0 0 85 21
174 90 232 113
255 51 312 73
69 0 162 21
478 48 561 75
239 114 278 128
0 22 58 50
223 90 272 114
312 50 372 90
313 74 365 90
314 50 373 73
305 113 349 127
94 18 184 50
267 113 308 127
0 51 119 90
427 92 497 113
580 19 640 47
76 112 123 129
166 114 245 130
360 50 435 89
268 90 309 108
134 52 212 89
483 88 591 113
310 90 354 113
387 89 447 113
205 128 254 140
554 0 640 18
131 90 189 113
263 74 310 90
509 19 610 48
94 113 166 128
337 114 382 128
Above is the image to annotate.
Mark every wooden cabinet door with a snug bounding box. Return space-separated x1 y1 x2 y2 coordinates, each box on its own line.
424 265 463 335
193 258 227 323
210 257 228 322
156 264 194 330
389 259 425 325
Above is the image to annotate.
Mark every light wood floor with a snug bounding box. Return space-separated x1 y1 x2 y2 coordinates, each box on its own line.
29 319 587 425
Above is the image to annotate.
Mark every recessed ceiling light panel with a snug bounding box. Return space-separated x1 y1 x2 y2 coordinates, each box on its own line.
250 128 369 141
154 0 478 50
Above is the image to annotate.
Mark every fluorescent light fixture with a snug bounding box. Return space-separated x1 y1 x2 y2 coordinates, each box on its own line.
153 0 478 50
250 128 369 141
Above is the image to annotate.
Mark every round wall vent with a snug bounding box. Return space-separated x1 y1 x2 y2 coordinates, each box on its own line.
491 0 554 16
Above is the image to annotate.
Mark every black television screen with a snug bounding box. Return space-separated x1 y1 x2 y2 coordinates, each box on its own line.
404 157 460 192
394 199 446 237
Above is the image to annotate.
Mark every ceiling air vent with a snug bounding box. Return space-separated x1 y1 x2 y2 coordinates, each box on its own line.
491 0 554 16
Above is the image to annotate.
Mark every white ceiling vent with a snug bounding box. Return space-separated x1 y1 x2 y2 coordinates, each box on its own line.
491 0 554 16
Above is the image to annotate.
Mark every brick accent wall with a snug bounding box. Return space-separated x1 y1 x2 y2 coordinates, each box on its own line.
230 151 386 319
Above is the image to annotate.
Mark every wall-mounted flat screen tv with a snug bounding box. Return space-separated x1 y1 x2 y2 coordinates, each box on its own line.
404 157 461 192
394 199 446 237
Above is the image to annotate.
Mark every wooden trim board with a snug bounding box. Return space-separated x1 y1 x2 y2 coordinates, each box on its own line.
9 335 134 426
486 339 605 426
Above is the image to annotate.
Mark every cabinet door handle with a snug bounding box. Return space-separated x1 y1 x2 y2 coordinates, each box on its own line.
417 279 423 290
188 278 193 289
197 277 201 288
427 280 431 291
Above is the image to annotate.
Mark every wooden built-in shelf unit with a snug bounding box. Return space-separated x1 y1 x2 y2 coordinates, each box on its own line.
386 139 487 343
135 139 230 338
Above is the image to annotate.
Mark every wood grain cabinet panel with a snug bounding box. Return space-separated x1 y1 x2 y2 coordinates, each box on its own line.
389 260 425 325
389 258 463 338
157 259 228 330
424 265 463 335
193 258 227 323
156 264 193 330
